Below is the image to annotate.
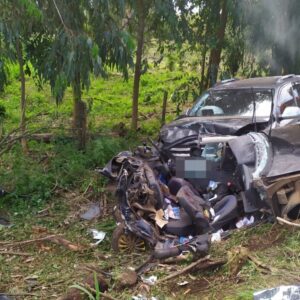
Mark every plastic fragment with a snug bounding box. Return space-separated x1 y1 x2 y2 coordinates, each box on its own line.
88 229 106 245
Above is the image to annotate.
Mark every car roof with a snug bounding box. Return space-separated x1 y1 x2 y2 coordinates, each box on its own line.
212 75 300 90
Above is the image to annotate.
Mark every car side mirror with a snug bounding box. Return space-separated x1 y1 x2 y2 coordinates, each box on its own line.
185 108 191 116
281 106 300 120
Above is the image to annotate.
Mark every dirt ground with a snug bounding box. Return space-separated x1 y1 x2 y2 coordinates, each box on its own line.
1 190 300 300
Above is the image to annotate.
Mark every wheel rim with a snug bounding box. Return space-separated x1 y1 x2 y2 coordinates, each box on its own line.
118 232 146 252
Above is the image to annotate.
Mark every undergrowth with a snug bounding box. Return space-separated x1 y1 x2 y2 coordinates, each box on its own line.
2 63 299 299
0 136 133 214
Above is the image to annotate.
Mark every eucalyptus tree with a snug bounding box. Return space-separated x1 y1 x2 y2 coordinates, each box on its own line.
0 0 42 152
187 0 217 91
205 0 228 87
35 0 133 149
190 0 250 88
127 0 185 130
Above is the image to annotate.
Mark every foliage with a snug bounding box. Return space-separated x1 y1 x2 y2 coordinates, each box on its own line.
0 57 9 92
0 0 44 151
0 137 130 212
0 0 42 64
27 0 135 148
32 1 135 101
170 76 202 115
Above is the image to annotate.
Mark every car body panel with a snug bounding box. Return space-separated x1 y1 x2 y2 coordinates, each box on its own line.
160 116 270 144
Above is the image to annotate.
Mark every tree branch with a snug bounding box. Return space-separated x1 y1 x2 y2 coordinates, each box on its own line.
52 0 73 36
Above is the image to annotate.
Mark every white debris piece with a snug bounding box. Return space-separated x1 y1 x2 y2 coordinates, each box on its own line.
141 275 158 286
211 229 224 243
132 295 158 300
236 216 255 229
88 228 106 245
177 281 189 286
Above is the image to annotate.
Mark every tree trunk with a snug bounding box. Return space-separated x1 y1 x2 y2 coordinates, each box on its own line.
72 72 87 150
16 38 28 153
200 26 208 93
207 0 228 87
131 0 146 131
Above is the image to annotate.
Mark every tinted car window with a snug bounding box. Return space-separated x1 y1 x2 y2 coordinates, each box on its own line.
189 89 273 117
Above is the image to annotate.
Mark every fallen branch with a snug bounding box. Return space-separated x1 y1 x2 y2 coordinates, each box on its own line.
277 216 300 228
1 234 85 251
0 234 60 247
46 236 85 252
193 258 227 272
0 127 45 156
248 254 274 274
0 250 31 256
0 292 38 297
157 255 210 284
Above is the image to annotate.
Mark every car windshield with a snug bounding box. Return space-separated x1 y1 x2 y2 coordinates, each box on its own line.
189 89 273 118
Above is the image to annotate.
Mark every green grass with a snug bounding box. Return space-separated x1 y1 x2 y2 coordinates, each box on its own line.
0 62 198 212
2 63 300 299
0 65 195 135
0 136 132 215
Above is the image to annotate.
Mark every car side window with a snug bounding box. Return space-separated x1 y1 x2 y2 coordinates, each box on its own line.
278 83 298 115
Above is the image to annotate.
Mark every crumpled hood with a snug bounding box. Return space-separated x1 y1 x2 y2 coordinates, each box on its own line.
160 116 269 144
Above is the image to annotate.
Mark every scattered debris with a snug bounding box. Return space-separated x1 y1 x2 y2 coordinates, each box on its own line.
99 118 300 270
254 285 300 300
88 229 106 245
141 275 157 286
80 203 101 221
236 216 255 229
211 229 223 243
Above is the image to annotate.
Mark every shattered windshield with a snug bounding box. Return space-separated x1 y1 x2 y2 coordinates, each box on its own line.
189 89 273 118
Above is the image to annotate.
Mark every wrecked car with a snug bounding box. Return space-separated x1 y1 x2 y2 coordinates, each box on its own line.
99 75 300 259
159 75 300 158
